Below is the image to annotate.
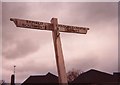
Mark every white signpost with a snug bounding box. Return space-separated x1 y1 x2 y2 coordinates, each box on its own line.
10 18 89 85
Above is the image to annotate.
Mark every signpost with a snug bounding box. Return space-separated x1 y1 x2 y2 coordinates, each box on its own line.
10 18 89 85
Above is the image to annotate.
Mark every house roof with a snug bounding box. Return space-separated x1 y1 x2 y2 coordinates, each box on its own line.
21 69 120 84
72 69 116 83
22 72 58 84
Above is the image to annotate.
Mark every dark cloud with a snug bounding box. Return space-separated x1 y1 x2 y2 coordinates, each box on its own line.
65 55 99 72
84 2 117 22
53 2 118 27
3 39 40 59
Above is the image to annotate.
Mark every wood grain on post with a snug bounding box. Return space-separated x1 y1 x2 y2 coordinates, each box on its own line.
51 18 68 85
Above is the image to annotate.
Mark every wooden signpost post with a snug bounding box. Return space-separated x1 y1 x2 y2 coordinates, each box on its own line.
10 18 89 85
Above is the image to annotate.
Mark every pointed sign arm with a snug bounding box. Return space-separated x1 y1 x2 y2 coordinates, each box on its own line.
10 18 89 34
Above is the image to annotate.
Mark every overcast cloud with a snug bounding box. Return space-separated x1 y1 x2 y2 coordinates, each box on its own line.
2 2 118 83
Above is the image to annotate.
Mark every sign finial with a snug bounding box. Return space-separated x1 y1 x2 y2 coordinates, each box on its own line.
13 65 16 75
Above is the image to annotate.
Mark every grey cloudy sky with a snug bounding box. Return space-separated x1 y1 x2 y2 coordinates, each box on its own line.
2 2 118 83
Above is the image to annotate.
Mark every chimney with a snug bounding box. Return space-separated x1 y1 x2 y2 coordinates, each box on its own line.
11 74 15 85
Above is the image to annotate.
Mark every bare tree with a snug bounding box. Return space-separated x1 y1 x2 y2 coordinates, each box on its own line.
67 68 82 82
